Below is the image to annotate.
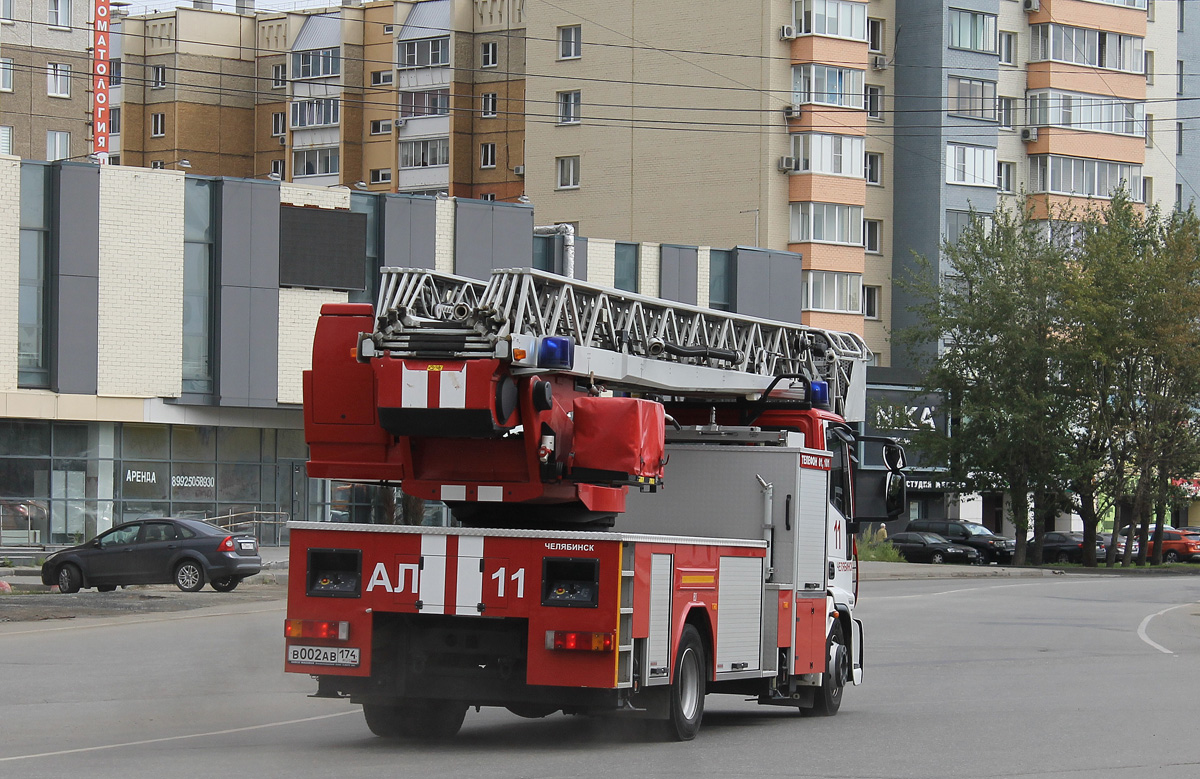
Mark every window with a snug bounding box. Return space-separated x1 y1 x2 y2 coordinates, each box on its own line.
183 179 215 394
151 113 165 137
151 160 165 169
272 63 286 87
481 92 498 118
1027 90 1145 135
614 242 638 292
1028 155 1142 200
1145 51 1154 84
946 144 997 186
371 70 393 86
481 193 496 202
789 202 865 244
0 126 10 155
867 18 884 52
293 147 340 176
400 89 450 117
997 161 1015 193
557 155 580 189
271 158 284 177
272 112 286 136
370 119 392 135
1181 0 1186 30
480 41 498 68
48 0 69 27
1145 114 1154 146
1177 183 1183 208
47 63 70 97
948 77 996 120
1 0 11 21
293 48 340 78
46 130 69 160
863 285 880 319
865 151 882 184
945 210 992 244
559 25 582 59
793 133 865 176
709 249 734 311
558 90 581 124
1179 60 1185 95
151 65 167 88
111 59 122 86
794 0 868 40
480 142 496 169
399 138 449 168
291 98 339 128
864 219 881 252
1029 24 1143 74
999 32 1015 65
19 164 51 387
1178 122 1185 155
1143 176 1153 205
794 64 865 108
370 168 392 184
803 270 862 313
998 97 1013 129
948 9 997 53
0 58 12 92
865 85 882 119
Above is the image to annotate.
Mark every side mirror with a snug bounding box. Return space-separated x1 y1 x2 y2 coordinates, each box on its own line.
90 539 101 548
883 442 906 472
884 472 907 518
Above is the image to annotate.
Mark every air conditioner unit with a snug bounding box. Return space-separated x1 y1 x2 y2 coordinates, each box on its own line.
872 55 888 71
780 24 798 41
394 118 406 127
784 104 802 119
1020 127 1039 142
1022 0 1040 11
278 136 286 146
778 156 799 172
513 165 525 176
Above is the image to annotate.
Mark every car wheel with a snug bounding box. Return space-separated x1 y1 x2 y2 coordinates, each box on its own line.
663 625 706 741
1165 550 1180 563
211 576 241 593
930 552 945 564
97 585 117 592
57 563 82 594
1056 552 1070 564
363 700 466 740
810 620 847 717
174 560 205 592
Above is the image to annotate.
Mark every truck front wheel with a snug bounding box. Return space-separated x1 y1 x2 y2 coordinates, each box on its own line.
810 621 847 716
362 699 468 740
663 625 706 741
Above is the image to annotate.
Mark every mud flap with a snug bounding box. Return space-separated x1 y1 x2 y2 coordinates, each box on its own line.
850 617 864 685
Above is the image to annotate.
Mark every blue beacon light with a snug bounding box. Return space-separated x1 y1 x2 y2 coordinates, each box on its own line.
537 336 575 369
809 379 830 408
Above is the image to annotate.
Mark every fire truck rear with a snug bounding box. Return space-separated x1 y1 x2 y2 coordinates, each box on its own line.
286 268 906 741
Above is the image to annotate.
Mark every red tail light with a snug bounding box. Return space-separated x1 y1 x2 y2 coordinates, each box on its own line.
546 631 614 652
218 536 235 552
285 619 350 640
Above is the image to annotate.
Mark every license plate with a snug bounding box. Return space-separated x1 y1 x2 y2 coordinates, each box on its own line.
288 645 360 667
238 540 255 550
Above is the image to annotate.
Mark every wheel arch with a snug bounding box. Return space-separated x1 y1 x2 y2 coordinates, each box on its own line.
679 605 714 681
58 557 89 588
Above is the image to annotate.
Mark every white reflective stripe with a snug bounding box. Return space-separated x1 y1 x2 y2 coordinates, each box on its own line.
441 485 466 501
401 365 427 409
455 536 484 615
439 367 467 409
478 486 503 502
419 535 446 614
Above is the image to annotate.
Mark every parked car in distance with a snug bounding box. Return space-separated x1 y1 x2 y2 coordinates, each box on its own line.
1039 531 1106 564
41 518 261 593
905 519 1017 564
1099 533 1139 558
889 532 980 564
1117 527 1200 563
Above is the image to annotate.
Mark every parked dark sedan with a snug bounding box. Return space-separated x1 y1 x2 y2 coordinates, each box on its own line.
1040 531 1107 563
41 518 261 593
889 532 981 564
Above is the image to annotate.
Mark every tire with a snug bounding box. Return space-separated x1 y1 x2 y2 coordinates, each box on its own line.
1165 550 1180 563
663 625 706 741
811 621 848 717
505 704 558 719
57 563 82 594
174 560 205 592
97 585 117 592
363 700 467 740
211 576 241 592
930 552 945 564
1056 552 1070 564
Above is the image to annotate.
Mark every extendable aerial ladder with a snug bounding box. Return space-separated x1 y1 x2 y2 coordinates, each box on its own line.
362 267 871 421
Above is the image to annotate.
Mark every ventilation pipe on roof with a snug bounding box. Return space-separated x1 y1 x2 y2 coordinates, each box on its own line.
534 223 576 280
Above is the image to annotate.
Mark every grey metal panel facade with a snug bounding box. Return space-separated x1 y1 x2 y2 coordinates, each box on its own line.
733 247 803 322
382 195 437 269
216 179 280 407
1180 13 1200 209
53 163 100 395
573 236 588 281
658 245 698 305
454 200 535 279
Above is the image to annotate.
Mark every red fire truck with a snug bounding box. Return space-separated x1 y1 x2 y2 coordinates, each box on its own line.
286 268 906 741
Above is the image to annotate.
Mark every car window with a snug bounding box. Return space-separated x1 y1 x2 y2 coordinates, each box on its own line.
98 524 140 547
141 522 177 542
961 523 995 537
921 533 945 544
177 525 197 539
1046 533 1063 543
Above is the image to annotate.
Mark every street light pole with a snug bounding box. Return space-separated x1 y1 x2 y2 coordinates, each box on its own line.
740 208 760 247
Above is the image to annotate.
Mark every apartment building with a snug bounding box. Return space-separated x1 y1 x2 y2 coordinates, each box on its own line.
0 0 93 161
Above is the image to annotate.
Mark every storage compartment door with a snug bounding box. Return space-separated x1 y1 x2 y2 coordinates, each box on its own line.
645 553 673 685
715 556 763 673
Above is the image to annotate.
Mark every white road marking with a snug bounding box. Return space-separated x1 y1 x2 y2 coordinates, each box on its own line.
0 604 285 637
1137 602 1199 655
0 711 357 763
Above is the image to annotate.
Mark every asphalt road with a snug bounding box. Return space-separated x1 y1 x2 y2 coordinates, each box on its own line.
3 574 1200 779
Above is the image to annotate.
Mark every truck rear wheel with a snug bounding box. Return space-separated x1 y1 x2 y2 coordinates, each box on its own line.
663 625 706 741
810 621 847 716
363 699 468 740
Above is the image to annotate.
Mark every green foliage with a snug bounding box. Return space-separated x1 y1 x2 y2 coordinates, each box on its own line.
857 526 905 562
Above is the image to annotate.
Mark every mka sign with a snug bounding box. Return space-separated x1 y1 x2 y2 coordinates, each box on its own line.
863 388 947 472
92 0 112 161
